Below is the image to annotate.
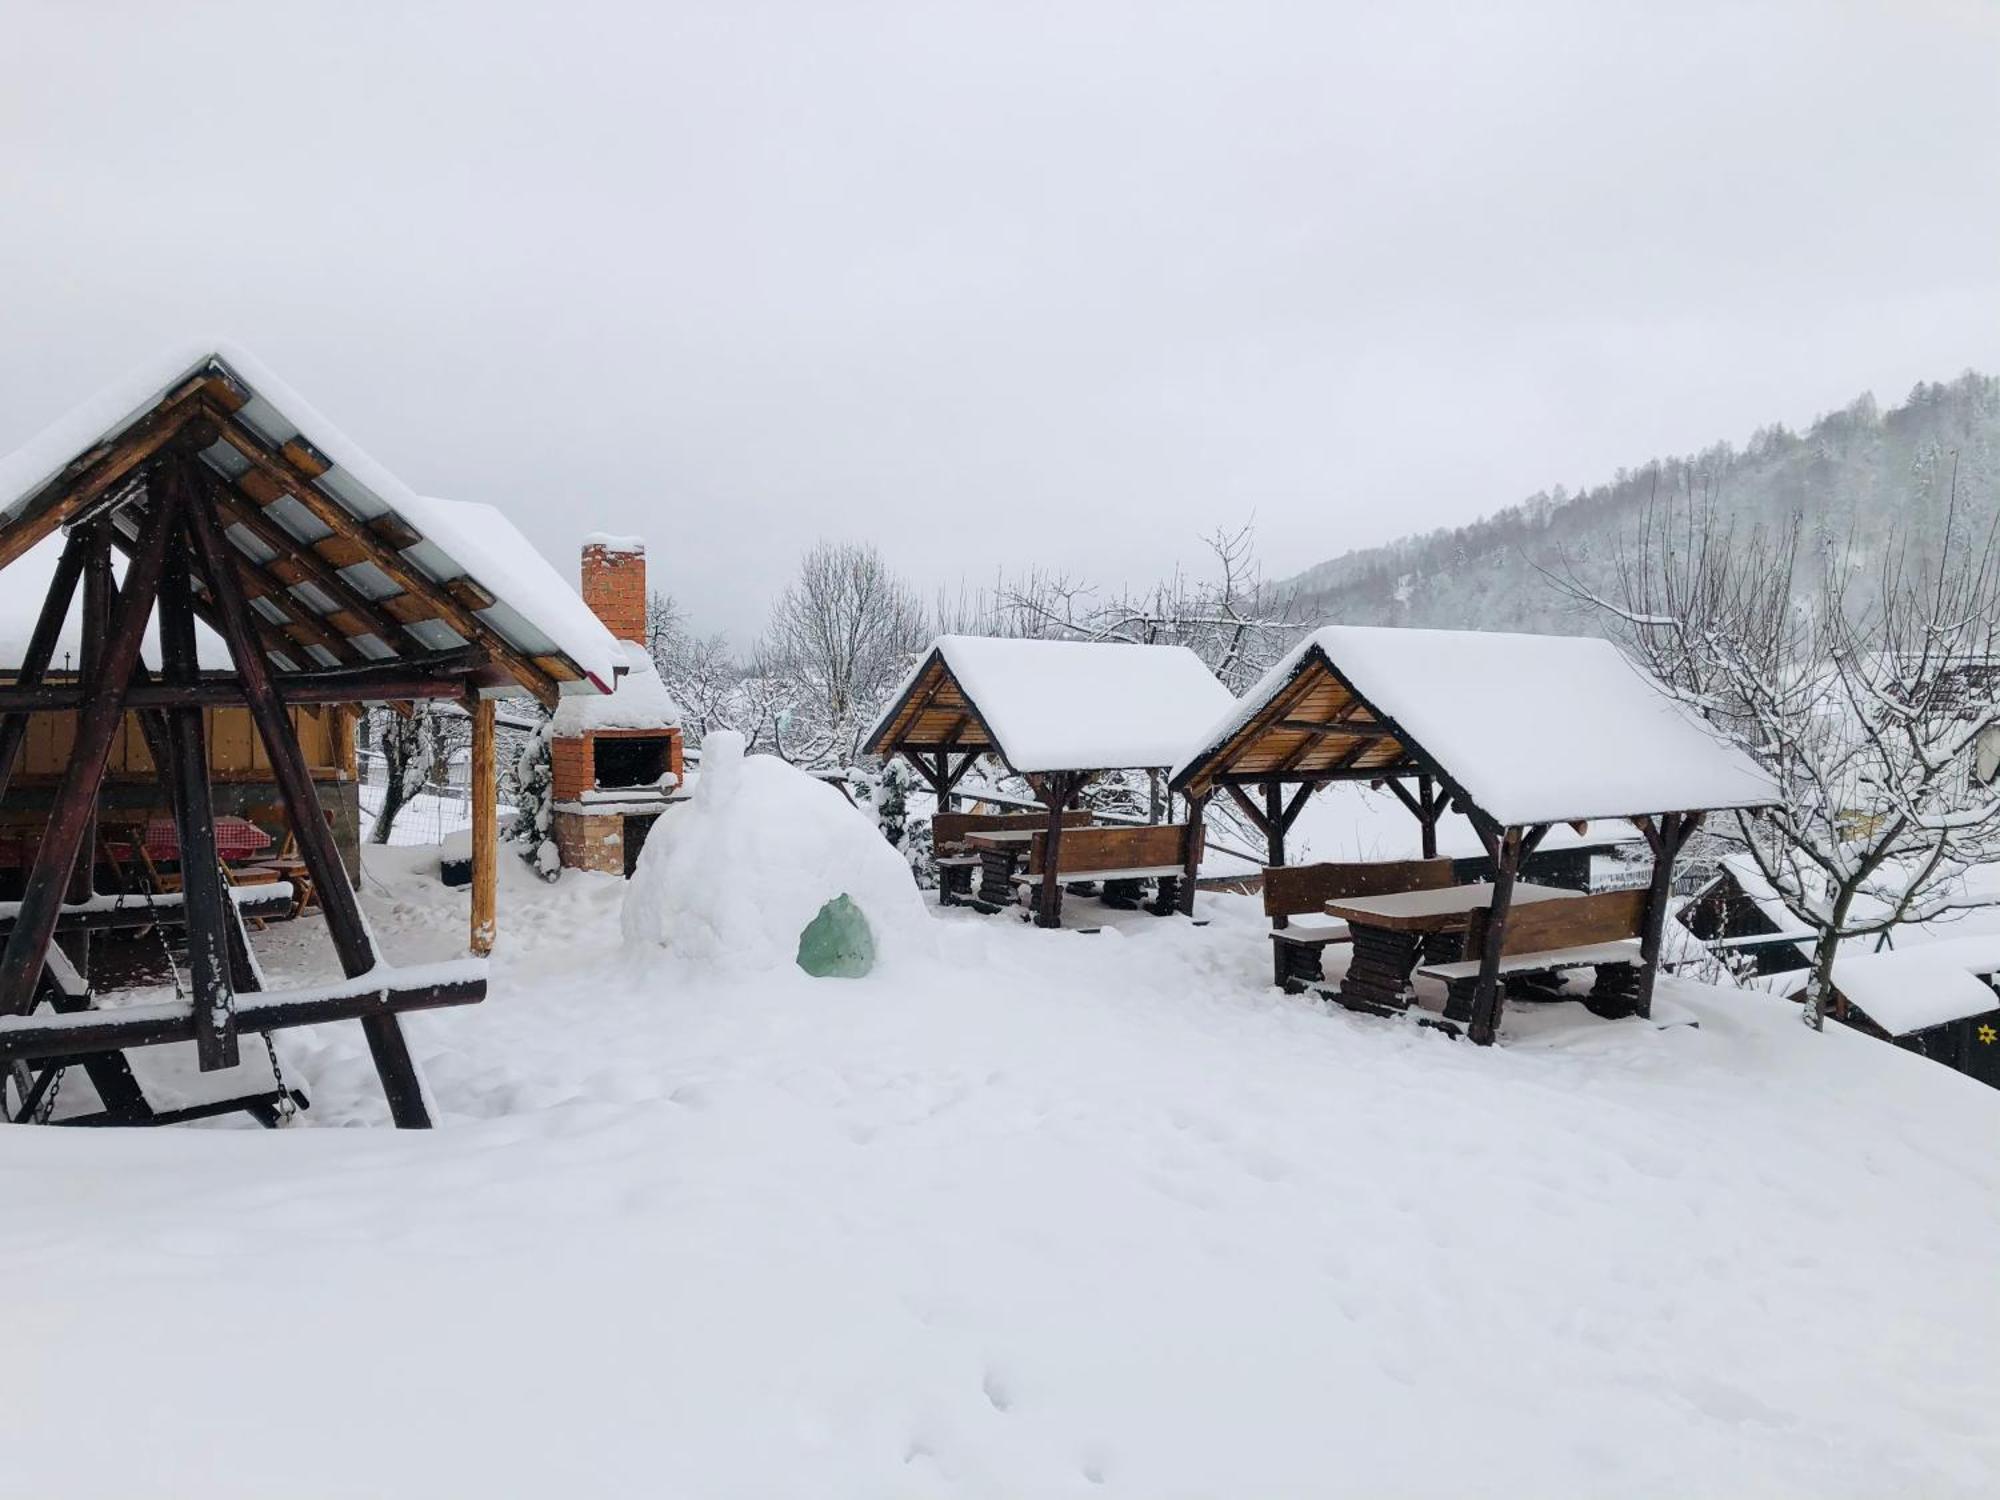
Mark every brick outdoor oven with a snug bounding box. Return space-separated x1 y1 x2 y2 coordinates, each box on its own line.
550 535 685 876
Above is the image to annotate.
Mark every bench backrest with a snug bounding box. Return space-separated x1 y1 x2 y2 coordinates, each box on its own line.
1463 888 1649 958
1027 821 1199 877
1263 858 1455 919
933 809 1092 849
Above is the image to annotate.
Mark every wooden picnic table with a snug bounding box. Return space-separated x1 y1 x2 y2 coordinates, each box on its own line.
1325 881 1581 1011
965 829 1039 907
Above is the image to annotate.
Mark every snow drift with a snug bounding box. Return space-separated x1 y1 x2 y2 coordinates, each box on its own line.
621 731 933 974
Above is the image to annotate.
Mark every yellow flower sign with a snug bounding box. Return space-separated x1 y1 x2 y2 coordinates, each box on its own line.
1979 1024 1998 1045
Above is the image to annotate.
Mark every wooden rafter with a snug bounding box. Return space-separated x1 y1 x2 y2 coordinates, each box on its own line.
206 405 566 706
0 377 212 573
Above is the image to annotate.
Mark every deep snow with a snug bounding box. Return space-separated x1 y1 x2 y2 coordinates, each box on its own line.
3 842 1997 1497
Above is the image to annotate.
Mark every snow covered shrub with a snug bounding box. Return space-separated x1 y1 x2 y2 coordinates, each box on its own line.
848 758 933 886
510 715 561 881
623 731 933 974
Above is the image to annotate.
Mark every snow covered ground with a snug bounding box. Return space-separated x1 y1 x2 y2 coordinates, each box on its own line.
5 845 2000 1496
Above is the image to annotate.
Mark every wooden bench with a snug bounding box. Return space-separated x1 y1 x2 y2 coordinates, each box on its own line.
1417 888 1648 1022
934 810 1093 907
1264 858 1456 991
1013 822 1201 923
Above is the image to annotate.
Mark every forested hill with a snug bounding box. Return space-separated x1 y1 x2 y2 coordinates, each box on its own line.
1281 372 2000 634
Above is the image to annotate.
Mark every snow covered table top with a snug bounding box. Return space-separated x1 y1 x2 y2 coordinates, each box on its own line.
1325 881 1580 932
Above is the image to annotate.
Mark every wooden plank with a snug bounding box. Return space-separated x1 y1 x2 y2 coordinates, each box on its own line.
0 972 486 1064
1463 887 1648 959
1263 858 1456 920
446 577 497 612
933 809 1090 849
469 697 496 957
369 513 424 550
1030 823 1191 879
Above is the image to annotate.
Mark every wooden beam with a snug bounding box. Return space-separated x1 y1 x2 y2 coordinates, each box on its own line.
1177 790 1208 916
1035 771 1077 928
0 971 486 1064
210 476 410 645
0 527 89 803
156 482 238 1071
207 406 566 707
0 382 208 573
183 485 433 1128
0 495 176 1018
0 658 483 713
469 697 496 957
1467 827 1524 1046
1224 783 1275 840
1278 781 1315 834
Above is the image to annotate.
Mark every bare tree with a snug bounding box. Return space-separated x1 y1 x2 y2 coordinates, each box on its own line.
758 541 929 767
364 701 470 845
994 522 1301 690
1561 468 2000 1028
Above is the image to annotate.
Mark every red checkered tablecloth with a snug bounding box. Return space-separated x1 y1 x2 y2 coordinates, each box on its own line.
140 815 274 862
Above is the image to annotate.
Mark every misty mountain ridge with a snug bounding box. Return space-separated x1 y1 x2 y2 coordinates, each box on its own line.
1282 372 2000 636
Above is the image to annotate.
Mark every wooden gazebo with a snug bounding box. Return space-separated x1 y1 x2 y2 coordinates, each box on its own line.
864 635 1234 925
1171 626 1778 1042
0 345 620 1126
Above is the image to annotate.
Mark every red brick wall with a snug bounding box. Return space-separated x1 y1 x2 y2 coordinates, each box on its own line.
552 734 593 803
581 541 647 644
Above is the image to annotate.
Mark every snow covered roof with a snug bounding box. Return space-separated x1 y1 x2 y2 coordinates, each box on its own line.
1825 937 2000 1035
552 640 682 735
1173 626 1779 827
0 343 620 704
866 636 1235 775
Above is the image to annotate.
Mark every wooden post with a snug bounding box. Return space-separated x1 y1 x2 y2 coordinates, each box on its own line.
158 498 239 1072
1177 789 1208 916
183 477 433 1128
0 527 88 803
1633 810 1689 1020
1035 772 1073 928
0 496 176 1019
469 695 497 956
1466 826 1523 1046
1263 780 1286 869
58 527 113 985
1418 772 1439 860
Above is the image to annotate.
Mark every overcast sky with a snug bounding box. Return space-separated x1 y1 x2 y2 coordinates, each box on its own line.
2 0 1996 642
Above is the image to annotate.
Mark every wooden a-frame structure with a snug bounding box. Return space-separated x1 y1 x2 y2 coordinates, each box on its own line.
1171 629 1778 1044
0 351 619 1125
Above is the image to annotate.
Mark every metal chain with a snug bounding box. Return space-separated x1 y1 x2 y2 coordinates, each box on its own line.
32 1065 63 1125
262 1032 298 1126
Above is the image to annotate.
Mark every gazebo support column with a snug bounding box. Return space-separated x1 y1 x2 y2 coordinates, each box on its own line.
156 483 239 1072
469 696 496 957
1418 773 1439 860
1177 789 1209 916
1466 826 1524 1046
1033 771 1081 929
184 472 434 1128
58 527 113 984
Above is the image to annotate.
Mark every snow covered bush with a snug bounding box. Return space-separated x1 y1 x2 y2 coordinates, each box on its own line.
848 757 933 886
365 701 467 845
510 714 561 881
622 731 934 975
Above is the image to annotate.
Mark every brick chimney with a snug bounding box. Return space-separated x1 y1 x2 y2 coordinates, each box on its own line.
581 535 647 645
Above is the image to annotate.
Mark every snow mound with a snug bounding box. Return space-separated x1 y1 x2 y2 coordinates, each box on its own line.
621 731 933 973
551 640 681 735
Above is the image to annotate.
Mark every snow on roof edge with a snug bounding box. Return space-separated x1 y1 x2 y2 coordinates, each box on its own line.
0 341 621 696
